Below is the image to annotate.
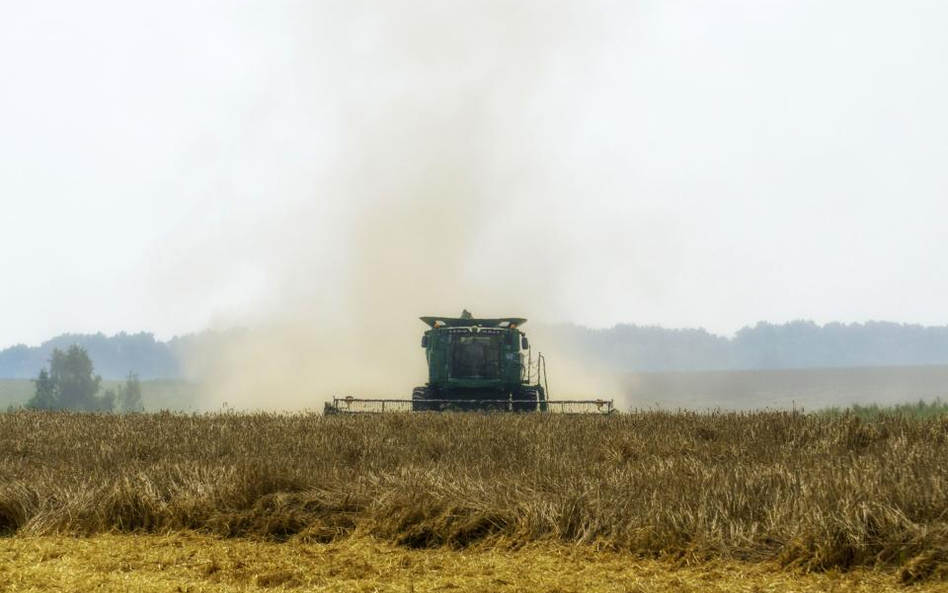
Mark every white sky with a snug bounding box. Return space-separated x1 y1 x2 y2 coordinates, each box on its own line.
1 0 947 348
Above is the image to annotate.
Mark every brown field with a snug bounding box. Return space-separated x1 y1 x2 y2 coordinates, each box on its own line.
1 411 947 588
624 364 948 411
3 534 944 592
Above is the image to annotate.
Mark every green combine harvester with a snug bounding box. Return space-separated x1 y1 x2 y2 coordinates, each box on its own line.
325 310 613 414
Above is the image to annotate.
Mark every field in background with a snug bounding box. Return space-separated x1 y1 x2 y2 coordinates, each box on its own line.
0 379 32 407
4 363 948 413
0 379 201 411
2 534 932 593
1 411 946 584
624 364 948 411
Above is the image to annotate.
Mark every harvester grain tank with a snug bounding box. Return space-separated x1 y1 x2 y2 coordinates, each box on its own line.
325 311 613 414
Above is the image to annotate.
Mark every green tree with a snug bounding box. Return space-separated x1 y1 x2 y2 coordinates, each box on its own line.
26 345 112 411
117 372 143 412
30 368 56 409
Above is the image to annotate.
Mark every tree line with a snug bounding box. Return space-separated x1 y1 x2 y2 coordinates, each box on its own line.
541 320 948 372
5 322 948 382
0 329 239 379
27 345 143 412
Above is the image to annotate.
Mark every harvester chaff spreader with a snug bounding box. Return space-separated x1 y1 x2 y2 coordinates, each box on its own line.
325 311 613 414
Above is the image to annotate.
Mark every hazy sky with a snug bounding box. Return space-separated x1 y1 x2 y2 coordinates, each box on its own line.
1 0 947 348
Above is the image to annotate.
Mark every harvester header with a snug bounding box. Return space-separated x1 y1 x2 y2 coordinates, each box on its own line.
325 310 613 415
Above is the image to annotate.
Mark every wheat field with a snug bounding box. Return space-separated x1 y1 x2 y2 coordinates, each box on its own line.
1 410 947 585
5 533 938 592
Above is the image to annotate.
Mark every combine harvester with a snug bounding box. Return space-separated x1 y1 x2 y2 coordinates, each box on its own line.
325 311 614 414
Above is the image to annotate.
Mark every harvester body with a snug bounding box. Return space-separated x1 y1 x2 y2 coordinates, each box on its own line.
324 311 613 414
413 314 545 411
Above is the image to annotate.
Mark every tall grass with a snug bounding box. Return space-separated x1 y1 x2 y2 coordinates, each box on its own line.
0 411 946 581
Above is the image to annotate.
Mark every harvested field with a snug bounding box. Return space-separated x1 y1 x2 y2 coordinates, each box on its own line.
1 411 947 582
2 534 941 592
624 365 948 411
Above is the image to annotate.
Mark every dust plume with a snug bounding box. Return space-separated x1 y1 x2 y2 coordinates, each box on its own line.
181 1 625 409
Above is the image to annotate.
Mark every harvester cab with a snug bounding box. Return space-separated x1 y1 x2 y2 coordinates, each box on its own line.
325 311 613 414
413 313 540 412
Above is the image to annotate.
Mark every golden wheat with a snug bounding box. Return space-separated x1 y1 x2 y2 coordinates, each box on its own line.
2 534 931 592
0 411 946 581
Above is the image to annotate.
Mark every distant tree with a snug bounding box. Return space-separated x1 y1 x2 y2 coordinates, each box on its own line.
50 346 102 410
102 387 118 410
117 372 144 413
26 345 112 411
30 368 56 409
98 389 116 412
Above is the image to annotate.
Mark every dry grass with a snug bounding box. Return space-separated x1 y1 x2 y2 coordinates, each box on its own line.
2 533 943 592
1 411 947 581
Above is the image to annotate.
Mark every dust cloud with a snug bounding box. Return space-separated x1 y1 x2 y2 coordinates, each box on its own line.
184 2 626 410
